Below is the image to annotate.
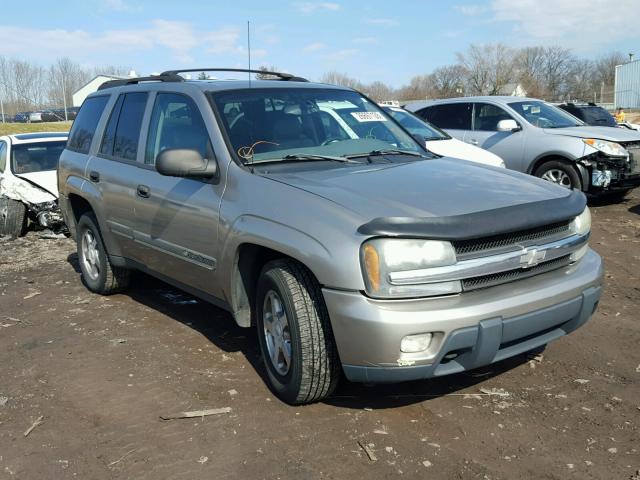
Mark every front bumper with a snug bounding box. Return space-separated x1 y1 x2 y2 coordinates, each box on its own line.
323 249 603 383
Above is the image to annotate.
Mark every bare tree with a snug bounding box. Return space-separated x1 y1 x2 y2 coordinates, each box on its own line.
396 74 435 101
256 65 281 80
319 71 364 90
364 81 393 102
541 46 575 100
456 43 516 95
431 65 467 98
566 59 595 102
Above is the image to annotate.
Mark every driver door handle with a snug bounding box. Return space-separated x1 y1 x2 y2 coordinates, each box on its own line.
137 185 150 198
469 139 478 145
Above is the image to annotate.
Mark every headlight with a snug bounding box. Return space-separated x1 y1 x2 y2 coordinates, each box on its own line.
569 207 591 236
360 238 460 298
569 207 591 262
583 138 628 157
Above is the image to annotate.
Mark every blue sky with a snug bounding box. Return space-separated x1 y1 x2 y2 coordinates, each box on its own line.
2 0 639 87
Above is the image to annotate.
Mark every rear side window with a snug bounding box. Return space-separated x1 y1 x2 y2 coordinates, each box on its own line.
0 141 6 172
100 92 148 161
417 103 472 130
145 93 212 165
67 95 109 154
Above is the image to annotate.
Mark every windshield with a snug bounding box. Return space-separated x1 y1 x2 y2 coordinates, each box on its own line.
383 107 449 140
11 141 66 173
211 88 423 164
579 106 617 127
508 101 583 128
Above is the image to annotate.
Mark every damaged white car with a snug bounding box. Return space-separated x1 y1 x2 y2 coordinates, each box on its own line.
0 132 68 238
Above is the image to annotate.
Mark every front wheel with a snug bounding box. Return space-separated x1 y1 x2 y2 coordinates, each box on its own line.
534 160 582 190
256 259 340 405
0 198 27 238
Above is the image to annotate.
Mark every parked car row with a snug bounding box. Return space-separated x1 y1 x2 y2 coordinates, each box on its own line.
405 97 640 198
55 69 605 405
11 107 79 123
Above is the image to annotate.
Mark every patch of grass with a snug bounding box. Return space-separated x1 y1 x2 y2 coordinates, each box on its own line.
0 122 72 136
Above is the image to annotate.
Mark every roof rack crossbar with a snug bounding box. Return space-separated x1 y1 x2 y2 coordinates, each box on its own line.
160 68 308 82
98 74 184 90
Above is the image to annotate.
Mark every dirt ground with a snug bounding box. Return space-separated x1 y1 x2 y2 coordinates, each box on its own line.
1 192 639 480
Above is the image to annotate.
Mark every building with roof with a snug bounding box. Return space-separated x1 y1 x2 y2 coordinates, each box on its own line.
615 59 640 109
72 74 131 107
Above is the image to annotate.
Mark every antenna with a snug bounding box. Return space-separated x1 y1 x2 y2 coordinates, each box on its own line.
247 21 252 88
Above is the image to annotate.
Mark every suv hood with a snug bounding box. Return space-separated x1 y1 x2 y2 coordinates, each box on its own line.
266 158 570 221
543 125 640 142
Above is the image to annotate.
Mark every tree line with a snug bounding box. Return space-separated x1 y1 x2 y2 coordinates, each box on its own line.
0 56 129 116
319 43 628 103
0 43 628 116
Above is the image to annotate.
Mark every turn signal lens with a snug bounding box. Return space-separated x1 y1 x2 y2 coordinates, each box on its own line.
363 243 380 293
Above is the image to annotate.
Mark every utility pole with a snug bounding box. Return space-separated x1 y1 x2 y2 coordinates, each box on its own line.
61 74 68 121
0 97 4 123
600 81 604 104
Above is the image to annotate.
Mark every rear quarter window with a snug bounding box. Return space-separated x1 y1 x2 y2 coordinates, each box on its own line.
66 96 110 154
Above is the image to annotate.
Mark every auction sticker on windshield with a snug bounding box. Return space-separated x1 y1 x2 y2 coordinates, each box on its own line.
351 111 387 122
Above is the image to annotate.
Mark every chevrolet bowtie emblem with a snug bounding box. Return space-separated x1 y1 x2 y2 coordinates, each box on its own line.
519 247 546 268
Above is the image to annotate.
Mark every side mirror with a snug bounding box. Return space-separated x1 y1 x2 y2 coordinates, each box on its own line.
156 149 217 179
497 119 520 132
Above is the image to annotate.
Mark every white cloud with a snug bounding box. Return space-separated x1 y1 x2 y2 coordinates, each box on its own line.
302 42 326 52
0 21 248 65
324 48 359 61
364 18 399 27
461 0 640 50
353 37 378 45
103 0 139 12
293 2 340 13
455 4 488 16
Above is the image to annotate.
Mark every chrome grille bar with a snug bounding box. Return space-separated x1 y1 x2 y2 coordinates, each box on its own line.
388 233 588 286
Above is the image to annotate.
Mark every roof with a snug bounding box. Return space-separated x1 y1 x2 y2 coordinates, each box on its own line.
6 132 69 144
95 78 347 94
405 96 543 111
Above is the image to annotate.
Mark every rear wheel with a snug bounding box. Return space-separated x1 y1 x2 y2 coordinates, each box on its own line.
0 198 27 238
534 160 582 190
256 259 340 405
77 212 130 294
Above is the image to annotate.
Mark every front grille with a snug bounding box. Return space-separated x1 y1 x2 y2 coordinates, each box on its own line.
462 254 572 292
453 221 571 258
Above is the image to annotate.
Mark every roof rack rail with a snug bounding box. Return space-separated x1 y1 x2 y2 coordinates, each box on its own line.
160 68 309 82
98 74 184 90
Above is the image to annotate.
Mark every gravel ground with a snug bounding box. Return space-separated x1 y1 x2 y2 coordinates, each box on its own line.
0 191 639 480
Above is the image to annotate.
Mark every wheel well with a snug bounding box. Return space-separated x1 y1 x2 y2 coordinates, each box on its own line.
68 194 94 222
529 155 574 175
231 244 296 327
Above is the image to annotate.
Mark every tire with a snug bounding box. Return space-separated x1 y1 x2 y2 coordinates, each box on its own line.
76 212 130 294
534 160 582 190
256 259 340 405
0 198 27 238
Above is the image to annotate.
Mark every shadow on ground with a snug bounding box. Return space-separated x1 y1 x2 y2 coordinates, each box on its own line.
67 253 535 410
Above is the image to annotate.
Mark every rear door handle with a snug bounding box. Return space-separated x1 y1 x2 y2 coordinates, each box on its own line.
89 171 100 182
137 185 150 198
469 139 478 145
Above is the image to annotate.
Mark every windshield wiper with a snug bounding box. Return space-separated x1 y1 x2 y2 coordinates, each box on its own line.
249 153 360 165
345 149 427 160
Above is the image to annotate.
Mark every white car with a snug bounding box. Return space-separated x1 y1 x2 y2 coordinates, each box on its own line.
382 106 505 168
0 132 68 238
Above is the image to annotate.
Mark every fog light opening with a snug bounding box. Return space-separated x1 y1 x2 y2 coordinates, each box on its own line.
400 333 433 353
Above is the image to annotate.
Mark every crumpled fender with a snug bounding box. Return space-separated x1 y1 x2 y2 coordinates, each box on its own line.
0 175 56 205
